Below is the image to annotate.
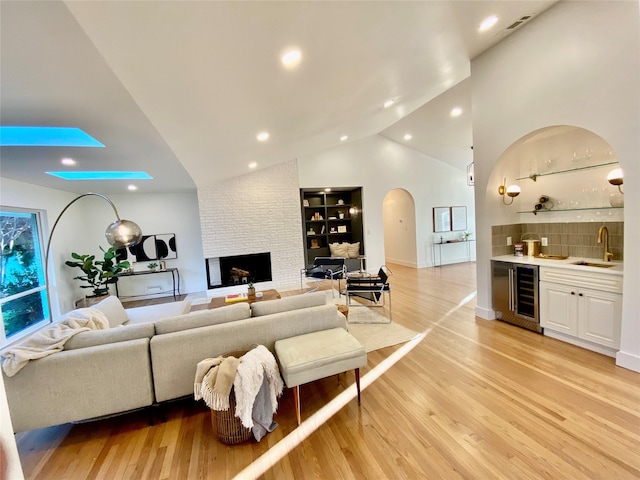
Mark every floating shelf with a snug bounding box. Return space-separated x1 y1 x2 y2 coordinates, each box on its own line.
516 161 618 182
517 206 623 214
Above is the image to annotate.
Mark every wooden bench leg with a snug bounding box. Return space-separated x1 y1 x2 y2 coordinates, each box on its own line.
355 368 361 404
293 385 301 426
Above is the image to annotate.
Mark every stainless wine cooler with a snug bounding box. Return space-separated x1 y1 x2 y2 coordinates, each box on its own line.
491 260 541 333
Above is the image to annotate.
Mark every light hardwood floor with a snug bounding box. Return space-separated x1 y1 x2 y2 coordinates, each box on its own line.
14 262 640 479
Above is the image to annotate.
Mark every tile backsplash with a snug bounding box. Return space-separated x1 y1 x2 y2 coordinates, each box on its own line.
492 222 624 261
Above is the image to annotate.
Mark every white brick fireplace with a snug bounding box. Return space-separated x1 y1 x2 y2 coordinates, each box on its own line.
197 160 304 294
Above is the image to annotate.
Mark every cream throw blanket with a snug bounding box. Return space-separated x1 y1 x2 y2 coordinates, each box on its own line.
234 345 283 429
1 307 109 377
194 356 240 411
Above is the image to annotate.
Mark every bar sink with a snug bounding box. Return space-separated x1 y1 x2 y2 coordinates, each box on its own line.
571 261 615 268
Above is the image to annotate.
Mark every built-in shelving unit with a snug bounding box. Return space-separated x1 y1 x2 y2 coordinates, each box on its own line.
300 187 364 266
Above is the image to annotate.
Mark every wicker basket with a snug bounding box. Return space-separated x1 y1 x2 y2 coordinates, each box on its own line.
211 348 253 445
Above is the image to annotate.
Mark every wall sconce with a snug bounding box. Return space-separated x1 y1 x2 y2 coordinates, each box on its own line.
349 207 358 215
498 178 521 205
607 168 624 194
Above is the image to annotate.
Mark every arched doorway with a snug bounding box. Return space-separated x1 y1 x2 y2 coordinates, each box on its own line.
382 189 417 267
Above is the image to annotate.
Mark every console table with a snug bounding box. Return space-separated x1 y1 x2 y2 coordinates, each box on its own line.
432 240 475 267
115 268 181 300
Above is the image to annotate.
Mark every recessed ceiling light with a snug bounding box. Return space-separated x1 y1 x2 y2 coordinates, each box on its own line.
0 126 104 147
383 99 395 108
340 135 348 142
404 134 412 141
61 157 76 166
46 171 153 180
324 188 331 192
450 107 463 117
249 162 258 169
479 15 499 32
281 48 302 67
127 185 138 191
257 132 269 142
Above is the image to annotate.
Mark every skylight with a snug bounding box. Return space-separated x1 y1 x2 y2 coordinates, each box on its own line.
46 171 153 180
0 126 105 147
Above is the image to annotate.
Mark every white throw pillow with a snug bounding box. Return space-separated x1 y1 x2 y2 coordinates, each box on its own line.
92 295 129 328
329 243 349 258
346 242 360 258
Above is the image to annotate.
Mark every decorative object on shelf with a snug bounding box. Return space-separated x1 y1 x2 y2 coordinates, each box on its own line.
607 167 624 194
533 195 553 215
467 162 475 186
498 178 521 205
147 262 158 272
311 239 320 248
338 225 347 233
303 199 309 207
337 199 345 205
247 282 256 297
338 212 345 219
65 246 132 298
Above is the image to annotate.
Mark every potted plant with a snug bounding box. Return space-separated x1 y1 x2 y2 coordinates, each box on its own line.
247 282 256 297
65 246 131 301
147 262 159 272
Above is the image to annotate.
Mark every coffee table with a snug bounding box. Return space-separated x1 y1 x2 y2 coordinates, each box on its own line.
208 288 281 309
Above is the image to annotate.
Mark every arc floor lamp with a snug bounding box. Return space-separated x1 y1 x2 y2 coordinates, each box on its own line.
44 192 142 317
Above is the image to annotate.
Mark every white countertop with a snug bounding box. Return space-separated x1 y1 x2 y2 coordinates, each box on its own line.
491 254 624 275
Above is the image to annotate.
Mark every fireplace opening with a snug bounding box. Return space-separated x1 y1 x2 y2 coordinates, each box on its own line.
205 252 272 289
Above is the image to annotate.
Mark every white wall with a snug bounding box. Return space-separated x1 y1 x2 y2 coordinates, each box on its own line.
198 160 304 291
85 192 206 300
471 1 640 371
298 135 476 269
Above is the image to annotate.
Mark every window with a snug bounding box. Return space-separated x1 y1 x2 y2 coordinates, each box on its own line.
1 208 50 346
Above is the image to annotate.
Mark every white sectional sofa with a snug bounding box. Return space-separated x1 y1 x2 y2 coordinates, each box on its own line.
2 291 345 433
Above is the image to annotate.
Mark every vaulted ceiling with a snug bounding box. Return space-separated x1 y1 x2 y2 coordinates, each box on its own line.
0 1 556 194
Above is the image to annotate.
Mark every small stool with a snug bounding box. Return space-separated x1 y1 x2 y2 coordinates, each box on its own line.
275 328 367 425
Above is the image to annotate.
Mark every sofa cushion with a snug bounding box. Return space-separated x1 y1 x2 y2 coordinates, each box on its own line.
154 302 250 335
64 323 155 350
124 299 192 325
92 295 129 327
251 291 327 317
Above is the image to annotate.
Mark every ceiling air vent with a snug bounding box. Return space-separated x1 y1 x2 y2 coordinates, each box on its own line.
506 14 534 30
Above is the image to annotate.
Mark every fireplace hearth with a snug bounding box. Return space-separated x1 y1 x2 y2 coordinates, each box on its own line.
206 252 272 289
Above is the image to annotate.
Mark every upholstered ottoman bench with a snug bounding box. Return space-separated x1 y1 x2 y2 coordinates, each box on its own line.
274 327 367 425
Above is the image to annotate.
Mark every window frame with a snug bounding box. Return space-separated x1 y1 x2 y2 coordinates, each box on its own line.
0 206 50 347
